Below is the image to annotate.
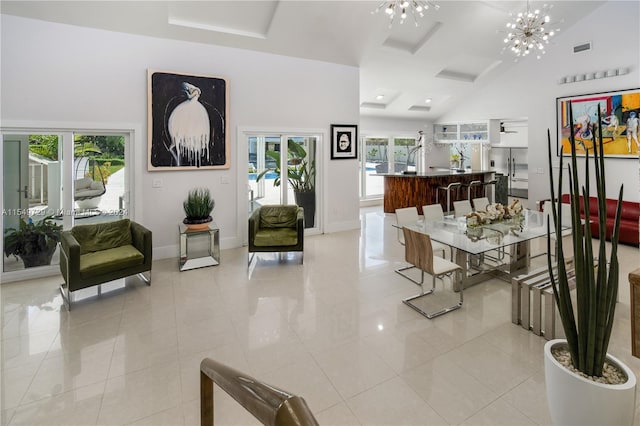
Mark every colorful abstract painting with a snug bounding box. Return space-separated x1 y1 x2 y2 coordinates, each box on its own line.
557 88 640 158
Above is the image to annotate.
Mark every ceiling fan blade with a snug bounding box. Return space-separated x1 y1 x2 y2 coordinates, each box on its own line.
500 122 518 134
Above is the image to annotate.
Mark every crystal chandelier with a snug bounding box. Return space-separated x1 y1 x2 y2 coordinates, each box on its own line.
372 1 440 28
503 2 558 59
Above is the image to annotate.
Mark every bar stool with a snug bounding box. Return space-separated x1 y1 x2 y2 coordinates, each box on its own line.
482 179 497 204
436 182 461 215
460 180 482 201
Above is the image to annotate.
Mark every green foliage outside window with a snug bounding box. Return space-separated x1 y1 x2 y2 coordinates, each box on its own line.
27 135 126 175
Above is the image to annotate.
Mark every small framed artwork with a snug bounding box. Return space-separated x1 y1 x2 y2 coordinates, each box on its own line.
331 124 358 159
147 69 229 170
556 87 640 158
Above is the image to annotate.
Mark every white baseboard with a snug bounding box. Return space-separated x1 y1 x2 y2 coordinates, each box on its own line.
324 220 361 234
360 198 383 207
1 265 60 283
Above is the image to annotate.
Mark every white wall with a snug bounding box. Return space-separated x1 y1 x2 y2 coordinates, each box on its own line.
360 116 427 135
1 15 361 258
438 1 640 207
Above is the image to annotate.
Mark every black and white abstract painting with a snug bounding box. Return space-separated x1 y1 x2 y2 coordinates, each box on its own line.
331 124 358 159
148 70 229 170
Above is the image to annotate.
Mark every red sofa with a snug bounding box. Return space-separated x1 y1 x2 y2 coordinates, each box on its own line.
560 194 639 247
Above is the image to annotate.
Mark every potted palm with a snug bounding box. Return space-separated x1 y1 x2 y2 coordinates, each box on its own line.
257 139 316 228
183 188 214 230
4 215 63 268
544 104 636 425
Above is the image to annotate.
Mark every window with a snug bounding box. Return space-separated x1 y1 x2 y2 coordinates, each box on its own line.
359 135 417 199
394 137 416 171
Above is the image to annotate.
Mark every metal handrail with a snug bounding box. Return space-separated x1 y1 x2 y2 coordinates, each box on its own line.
200 358 319 426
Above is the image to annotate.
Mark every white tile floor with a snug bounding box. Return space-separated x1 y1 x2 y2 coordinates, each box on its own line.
2 206 640 425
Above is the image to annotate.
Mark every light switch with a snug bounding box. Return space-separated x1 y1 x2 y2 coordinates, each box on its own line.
220 176 229 184
152 178 163 188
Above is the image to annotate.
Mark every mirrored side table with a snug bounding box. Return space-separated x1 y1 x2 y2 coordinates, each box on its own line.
179 222 220 271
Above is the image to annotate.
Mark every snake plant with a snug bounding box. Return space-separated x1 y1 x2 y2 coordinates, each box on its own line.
183 188 214 221
546 103 623 377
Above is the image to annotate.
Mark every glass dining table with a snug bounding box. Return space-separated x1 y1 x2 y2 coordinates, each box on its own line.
402 209 551 289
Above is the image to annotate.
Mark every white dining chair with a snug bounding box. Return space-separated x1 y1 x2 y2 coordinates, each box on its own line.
472 197 490 212
422 203 444 222
422 204 453 260
401 226 463 319
394 206 421 283
395 207 420 246
453 200 473 218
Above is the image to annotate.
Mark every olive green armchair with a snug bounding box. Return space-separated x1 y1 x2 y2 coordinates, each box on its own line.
248 205 304 264
59 219 152 310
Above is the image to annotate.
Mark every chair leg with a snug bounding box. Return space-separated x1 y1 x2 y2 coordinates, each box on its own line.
137 271 151 285
402 269 463 319
395 264 424 287
59 283 72 311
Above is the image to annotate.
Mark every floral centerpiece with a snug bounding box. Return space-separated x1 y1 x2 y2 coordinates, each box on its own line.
465 199 523 227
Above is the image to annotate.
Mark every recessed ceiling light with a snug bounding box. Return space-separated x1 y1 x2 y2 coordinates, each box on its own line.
376 95 385 100
425 98 432 103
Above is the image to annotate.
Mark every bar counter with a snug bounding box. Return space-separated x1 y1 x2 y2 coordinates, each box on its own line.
378 170 493 214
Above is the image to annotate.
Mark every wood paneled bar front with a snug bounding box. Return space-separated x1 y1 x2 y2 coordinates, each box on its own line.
379 170 494 214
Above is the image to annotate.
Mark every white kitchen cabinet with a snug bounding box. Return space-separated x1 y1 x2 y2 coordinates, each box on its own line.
434 120 499 144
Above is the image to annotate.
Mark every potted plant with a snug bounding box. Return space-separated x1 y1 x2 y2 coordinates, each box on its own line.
4 215 63 268
544 104 636 425
450 153 460 169
183 188 214 230
256 139 316 228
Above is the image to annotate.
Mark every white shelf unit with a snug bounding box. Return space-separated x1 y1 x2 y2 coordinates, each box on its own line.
434 121 498 144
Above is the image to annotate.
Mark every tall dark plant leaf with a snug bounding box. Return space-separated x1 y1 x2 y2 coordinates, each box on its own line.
546 102 624 377
183 188 214 220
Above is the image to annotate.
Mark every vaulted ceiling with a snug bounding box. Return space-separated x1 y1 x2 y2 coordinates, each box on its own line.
1 1 604 121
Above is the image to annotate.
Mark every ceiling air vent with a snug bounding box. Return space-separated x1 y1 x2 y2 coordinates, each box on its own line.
408 105 431 112
573 42 592 54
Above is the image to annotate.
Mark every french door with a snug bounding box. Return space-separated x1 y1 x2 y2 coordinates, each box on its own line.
1 128 132 278
247 132 320 231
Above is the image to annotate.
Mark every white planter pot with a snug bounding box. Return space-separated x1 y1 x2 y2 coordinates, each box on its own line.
544 339 637 426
